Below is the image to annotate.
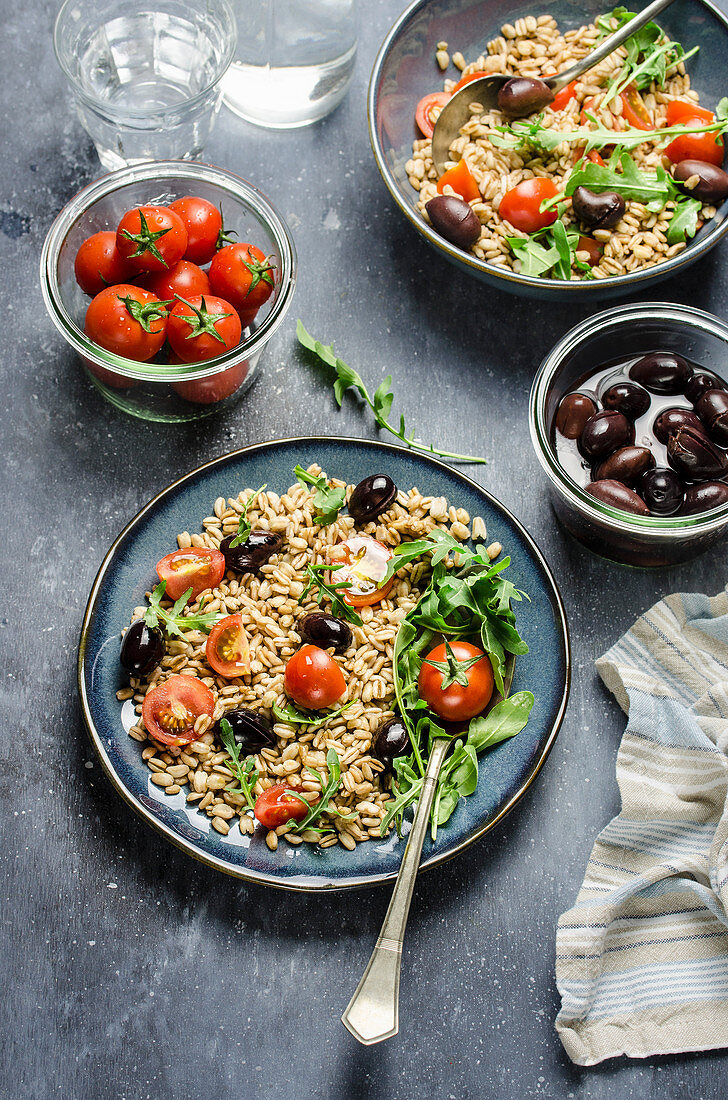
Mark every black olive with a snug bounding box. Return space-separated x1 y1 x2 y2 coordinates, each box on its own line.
571 187 626 230
601 382 651 420
578 410 634 460
348 474 397 523
120 620 164 676
425 194 481 249
585 480 650 515
299 612 353 654
555 393 597 438
220 529 284 574
652 407 704 445
594 446 655 485
497 76 553 118
685 370 727 404
638 468 684 515
696 388 728 445
672 159 728 204
629 352 693 394
373 717 410 771
667 425 728 480
681 481 728 515
217 708 275 753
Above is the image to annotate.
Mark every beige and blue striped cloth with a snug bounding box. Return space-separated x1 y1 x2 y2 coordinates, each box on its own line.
555 585 728 1066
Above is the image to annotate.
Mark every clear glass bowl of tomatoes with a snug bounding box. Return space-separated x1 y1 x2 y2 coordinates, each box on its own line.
40 161 297 422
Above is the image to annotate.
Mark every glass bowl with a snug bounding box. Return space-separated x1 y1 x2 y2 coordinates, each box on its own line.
368 0 728 300
40 161 296 422
529 302 728 567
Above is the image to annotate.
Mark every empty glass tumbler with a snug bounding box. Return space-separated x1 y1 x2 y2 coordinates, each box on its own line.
54 0 237 170
222 0 357 128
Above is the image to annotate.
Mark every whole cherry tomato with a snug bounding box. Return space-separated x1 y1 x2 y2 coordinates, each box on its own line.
142 675 215 747
74 231 135 296
414 92 450 138
168 196 228 265
665 119 724 167
142 260 210 302
167 294 242 363
418 640 494 722
284 644 346 709
156 547 226 602
254 785 309 829
208 243 276 314
84 285 169 361
171 359 249 405
499 178 559 232
206 614 251 678
116 205 188 272
328 537 395 608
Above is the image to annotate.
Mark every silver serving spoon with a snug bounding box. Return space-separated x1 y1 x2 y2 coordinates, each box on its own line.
432 0 676 174
341 658 514 1046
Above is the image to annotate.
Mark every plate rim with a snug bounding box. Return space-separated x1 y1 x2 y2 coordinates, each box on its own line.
78 435 571 892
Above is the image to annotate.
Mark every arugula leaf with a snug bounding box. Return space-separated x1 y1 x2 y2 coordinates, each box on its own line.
293 464 346 525
219 718 258 811
283 748 356 834
600 9 698 108
300 562 363 626
489 116 728 157
667 197 702 245
229 484 267 548
142 580 221 639
565 150 675 209
272 700 353 727
507 222 582 281
466 692 535 753
296 320 486 465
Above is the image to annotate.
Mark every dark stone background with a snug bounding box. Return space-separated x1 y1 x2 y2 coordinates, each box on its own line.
2 1 726 1097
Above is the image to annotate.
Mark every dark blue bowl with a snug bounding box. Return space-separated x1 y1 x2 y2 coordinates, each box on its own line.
78 438 570 891
368 0 728 299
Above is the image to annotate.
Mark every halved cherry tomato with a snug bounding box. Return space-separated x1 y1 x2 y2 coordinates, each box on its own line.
619 83 652 130
437 158 480 202
418 640 494 722
573 146 606 166
84 285 169 362
329 536 395 608
168 196 226 265
452 71 486 93
167 294 242 363
74 231 135 296
576 235 603 266
666 100 715 126
284 644 346 709
208 243 275 314
551 80 578 112
171 359 249 405
141 260 210 302
116 205 188 272
415 91 450 138
665 119 724 166
206 613 251 678
142 674 215 747
254 785 310 829
156 547 226 602
499 178 558 232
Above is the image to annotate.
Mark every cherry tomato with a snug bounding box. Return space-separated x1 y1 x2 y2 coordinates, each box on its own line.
665 118 724 167
452 72 486 93
436 158 480 202
284 644 346 709
84 285 169 362
171 359 249 405
74 231 135 296
619 83 652 130
156 547 226 601
551 80 577 112
418 640 494 722
206 614 251 678
576 235 602 266
82 355 136 390
499 178 558 232
167 294 242 363
573 146 606 166
415 92 450 138
254 785 309 829
142 260 210 302
208 244 276 313
142 674 215 747
116 205 188 272
328 536 395 608
665 100 714 126
168 196 225 265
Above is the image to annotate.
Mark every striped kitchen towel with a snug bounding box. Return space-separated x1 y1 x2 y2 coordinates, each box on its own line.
555 586 728 1066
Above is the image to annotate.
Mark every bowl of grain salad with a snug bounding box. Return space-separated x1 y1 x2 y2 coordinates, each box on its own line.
368 0 728 297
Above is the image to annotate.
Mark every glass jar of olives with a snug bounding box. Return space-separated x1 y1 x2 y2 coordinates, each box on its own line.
529 303 728 567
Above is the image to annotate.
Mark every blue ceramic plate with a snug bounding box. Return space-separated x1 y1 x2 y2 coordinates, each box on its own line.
79 437 570 891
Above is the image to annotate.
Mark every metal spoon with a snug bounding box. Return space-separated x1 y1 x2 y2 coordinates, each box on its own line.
341 659 514 1046
432 0 677 174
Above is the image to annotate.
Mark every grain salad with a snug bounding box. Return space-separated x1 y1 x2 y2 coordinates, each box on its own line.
118 465 532 851
409 10 728 281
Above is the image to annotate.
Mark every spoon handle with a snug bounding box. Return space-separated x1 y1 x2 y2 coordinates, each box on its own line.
341 737 451 1045
551 0 677 92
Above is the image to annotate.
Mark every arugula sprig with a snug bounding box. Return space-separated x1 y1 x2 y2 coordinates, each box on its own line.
597 7 698 108
218 718 259 811
489 113 728 156
142 580 221 638
296 321 486 465
229 484 267 547
283 748 356 835
507 220 593 280
293 465 346 525
272 700 353 727
300 562 363 626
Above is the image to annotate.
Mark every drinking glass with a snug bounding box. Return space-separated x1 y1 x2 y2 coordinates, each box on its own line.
54 0 237 171
222 0 357 128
